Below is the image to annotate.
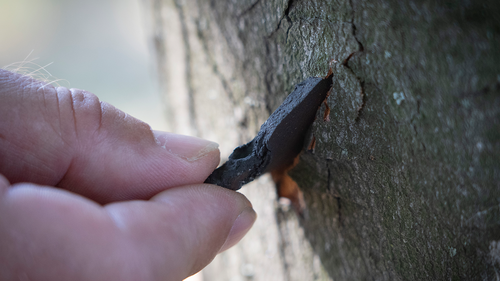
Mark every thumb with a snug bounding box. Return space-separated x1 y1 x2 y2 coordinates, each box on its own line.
105 184 257 280
0 69 221 203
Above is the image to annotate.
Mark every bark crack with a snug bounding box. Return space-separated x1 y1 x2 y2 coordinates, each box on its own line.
263 42 275 116
267 0 295 39
175 0 199 135
327 162 343 228
347 0 364 53
282 0 295 43
276 208 294 281
194 17 237 107
342 0 366 122
263 0 296 116
237 0 261 18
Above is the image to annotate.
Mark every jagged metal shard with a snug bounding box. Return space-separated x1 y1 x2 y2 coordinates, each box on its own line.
205 76 332 190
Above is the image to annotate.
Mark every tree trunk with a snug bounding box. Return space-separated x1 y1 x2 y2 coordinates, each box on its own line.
143 0 500 280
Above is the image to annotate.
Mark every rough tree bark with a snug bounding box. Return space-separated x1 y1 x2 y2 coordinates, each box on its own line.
143 0 500 280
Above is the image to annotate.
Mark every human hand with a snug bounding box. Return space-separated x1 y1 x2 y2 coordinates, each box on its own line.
0 69 256 281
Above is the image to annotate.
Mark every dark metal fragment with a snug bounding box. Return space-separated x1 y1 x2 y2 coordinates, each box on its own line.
205 75 333 190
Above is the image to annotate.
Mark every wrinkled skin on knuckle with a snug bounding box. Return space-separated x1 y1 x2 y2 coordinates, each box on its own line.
0 70 114 187
0 72 73 185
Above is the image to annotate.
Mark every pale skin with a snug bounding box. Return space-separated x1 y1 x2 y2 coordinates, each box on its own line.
0 69 256 281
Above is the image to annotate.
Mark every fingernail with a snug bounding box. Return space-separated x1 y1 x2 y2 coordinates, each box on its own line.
219 207 257 253
153 131 219 162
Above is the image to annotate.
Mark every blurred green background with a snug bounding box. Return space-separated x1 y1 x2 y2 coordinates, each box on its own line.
0 0 168 130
